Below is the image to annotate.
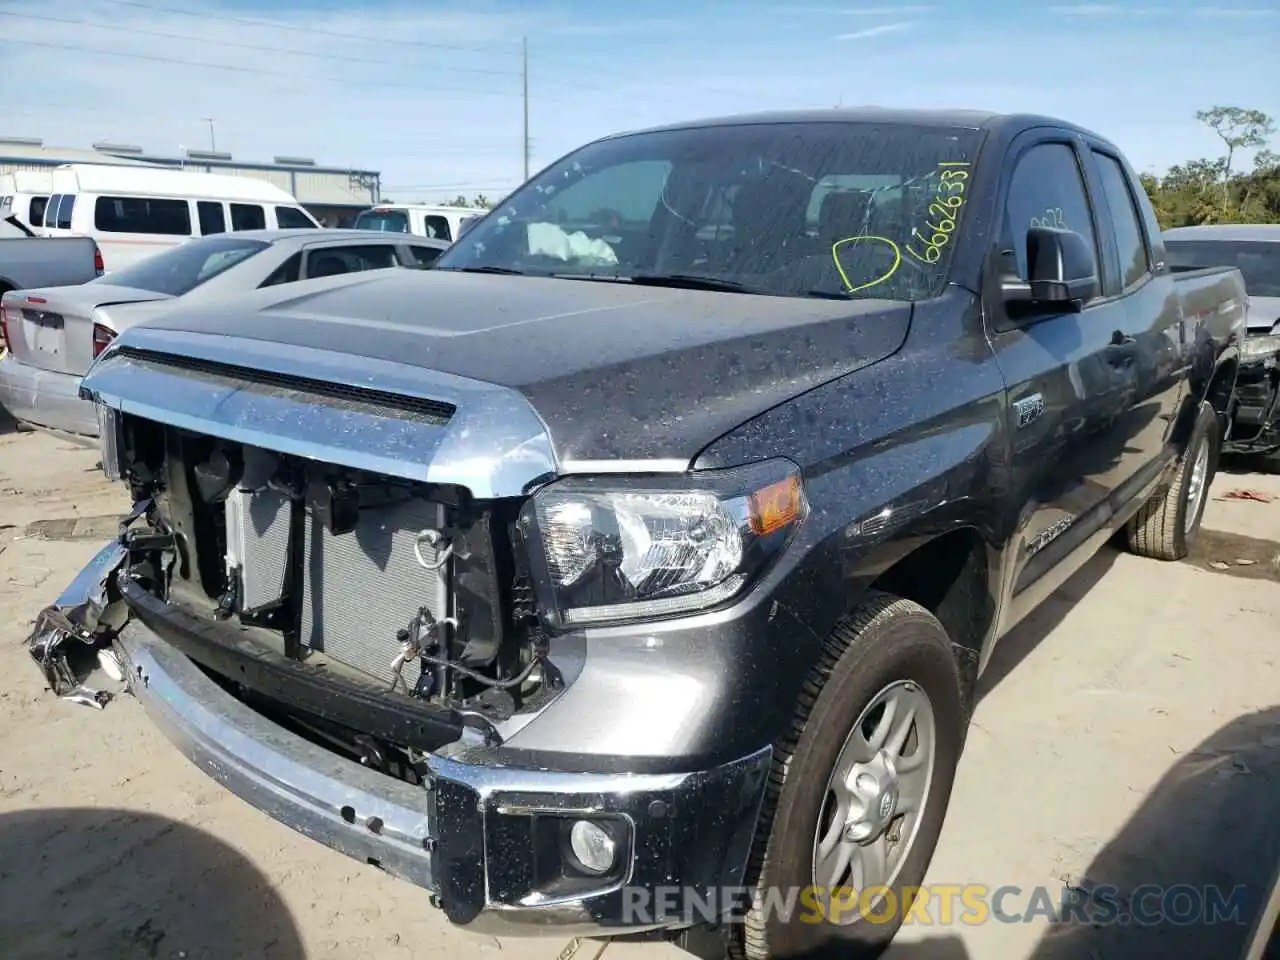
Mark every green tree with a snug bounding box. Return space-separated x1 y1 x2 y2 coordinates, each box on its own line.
1195 105 1276 209
1140 106 1278 228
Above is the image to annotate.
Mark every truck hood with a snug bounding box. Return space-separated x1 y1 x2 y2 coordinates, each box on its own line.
81 269 911 495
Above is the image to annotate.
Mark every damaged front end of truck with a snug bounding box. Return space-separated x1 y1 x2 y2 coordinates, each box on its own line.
25 325 775 937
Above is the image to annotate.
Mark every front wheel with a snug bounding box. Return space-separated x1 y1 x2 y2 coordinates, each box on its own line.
738 592 964 959
1125 400 1219 561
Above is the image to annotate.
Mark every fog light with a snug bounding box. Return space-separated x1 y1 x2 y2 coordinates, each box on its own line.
568 820 617 875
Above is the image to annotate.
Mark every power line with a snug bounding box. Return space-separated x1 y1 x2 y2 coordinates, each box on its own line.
92 0 520 59
13 1 760 103
0 11 528 81
0 37 550 102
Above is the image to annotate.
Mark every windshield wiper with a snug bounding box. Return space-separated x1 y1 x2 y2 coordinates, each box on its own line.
627 273 758 294
629 274 854 300
442 265 525 276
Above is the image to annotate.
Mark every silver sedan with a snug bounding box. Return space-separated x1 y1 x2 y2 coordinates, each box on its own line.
0 229 448 437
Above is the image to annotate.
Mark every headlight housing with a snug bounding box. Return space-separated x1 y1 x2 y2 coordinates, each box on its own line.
518 459 808 629
1241 334 1280 362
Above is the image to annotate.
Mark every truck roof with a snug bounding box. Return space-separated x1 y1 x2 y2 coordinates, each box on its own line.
605 107 1119 151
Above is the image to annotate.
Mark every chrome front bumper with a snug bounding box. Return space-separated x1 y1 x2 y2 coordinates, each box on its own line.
113 622 770 936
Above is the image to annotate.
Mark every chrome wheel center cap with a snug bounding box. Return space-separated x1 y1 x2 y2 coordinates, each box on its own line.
843 751 900 842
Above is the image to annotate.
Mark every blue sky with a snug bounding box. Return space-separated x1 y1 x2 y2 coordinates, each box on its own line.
0 0 1275 203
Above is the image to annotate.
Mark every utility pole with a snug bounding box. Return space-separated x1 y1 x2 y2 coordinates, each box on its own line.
522 37 530 182
203 118 216 152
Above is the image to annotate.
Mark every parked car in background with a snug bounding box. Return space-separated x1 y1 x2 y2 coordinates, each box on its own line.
1165 224 1280 468
0 170 55 233
0 227 103 306
40 164 321 272
43 108 1245 958
0 229 447 435
352 203 484 243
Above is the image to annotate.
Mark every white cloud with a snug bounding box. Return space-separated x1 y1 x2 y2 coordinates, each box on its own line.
1048 5 1127 14
834 22 914 40
839 5 935 12
1191 6 1278 17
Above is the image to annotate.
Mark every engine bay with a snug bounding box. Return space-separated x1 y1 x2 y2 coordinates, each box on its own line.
107 414 561 774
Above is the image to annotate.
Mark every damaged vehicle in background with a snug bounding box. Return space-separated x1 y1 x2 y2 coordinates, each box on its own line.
30 109 1245 958
1165 224 1280 471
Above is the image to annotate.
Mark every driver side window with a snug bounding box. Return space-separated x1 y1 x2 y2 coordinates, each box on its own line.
1002 143 1098 280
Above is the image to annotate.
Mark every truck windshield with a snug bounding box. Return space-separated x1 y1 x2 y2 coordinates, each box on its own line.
354 209 411 233
94 235 269 296
433 121 984 301
1165 240 1280 297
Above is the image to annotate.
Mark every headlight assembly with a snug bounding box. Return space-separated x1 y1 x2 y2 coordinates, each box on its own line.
1241 334 1280 362
518 459 809 628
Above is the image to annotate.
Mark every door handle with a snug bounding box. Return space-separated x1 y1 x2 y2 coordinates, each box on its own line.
1105 330 1138 369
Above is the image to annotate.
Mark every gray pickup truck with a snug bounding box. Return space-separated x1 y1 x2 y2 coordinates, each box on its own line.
0 218 103 296
30 109 1245 958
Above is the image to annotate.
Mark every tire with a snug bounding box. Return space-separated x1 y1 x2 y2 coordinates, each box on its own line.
1124 400 1219 561
738 592 964 960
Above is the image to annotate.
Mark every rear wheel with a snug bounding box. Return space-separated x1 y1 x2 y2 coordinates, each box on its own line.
738 592 964 959
1125 401 1218 561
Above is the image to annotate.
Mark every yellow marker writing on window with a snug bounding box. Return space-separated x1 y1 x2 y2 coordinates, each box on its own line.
831 235 902 294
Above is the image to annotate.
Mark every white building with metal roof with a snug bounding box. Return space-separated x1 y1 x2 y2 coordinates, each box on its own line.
0 136 382 226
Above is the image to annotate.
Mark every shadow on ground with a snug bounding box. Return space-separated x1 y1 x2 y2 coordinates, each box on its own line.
975 544 1122 703
1024 707 1280 959
0 807 305 959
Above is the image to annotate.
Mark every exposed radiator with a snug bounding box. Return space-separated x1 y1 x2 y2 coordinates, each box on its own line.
299 496 449 686
225 487 291 611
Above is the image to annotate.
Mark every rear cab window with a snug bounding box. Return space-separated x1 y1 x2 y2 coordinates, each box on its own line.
353 208 410 233
95 197 192 235
95 234 269 296
275 206 316 228
229 203 266 231
1165 240 1280 297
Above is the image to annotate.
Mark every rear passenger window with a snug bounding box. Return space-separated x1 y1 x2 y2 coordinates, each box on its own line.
424 215 452 241
44 195 61 229
305 245 399 279
275 206 316 229
55 194 76 230
1001 143 1098 281
198 201 227 235
261 252 302 287
1092 151 1150 291
95 197 192 235
29 196 48 226
406 244 442 267
229 203 266 231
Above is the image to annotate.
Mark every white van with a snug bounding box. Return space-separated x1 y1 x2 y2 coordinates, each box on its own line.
352 204 485 243
0 171 55 234
42 164 321 271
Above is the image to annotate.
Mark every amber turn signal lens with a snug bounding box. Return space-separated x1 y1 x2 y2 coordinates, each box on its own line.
748 475 804 536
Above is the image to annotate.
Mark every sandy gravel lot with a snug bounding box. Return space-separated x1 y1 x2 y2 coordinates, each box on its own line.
1 416 1276 960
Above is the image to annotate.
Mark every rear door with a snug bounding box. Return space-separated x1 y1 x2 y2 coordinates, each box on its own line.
985 131 1143 611
1082 141 1185 478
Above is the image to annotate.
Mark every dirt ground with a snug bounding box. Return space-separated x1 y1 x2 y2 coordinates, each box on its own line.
1 418 1277 960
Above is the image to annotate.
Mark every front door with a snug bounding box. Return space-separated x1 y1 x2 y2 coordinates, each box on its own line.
985 135 1143 617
